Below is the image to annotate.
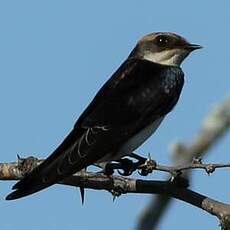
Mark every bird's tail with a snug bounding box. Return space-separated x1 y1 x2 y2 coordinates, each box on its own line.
6 128 89 200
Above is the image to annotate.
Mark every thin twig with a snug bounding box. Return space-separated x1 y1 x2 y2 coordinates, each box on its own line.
155 161 230 175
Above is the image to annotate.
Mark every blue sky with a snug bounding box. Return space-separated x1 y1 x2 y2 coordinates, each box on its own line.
0 1 230 229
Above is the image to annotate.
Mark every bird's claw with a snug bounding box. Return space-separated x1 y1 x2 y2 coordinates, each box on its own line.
103 159 135 176
117 159 136 176
138 158 157 176
103 153 156 176
103 158 137 176
103 163 115 176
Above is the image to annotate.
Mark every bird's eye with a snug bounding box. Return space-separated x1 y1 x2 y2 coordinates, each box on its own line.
156 36 169 47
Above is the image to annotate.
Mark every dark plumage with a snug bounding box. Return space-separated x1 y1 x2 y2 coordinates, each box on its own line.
6 32 201 200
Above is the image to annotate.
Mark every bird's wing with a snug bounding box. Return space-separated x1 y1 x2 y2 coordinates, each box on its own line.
6 59 184 200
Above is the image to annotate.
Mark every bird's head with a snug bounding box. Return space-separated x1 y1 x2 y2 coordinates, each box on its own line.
130 32 202 67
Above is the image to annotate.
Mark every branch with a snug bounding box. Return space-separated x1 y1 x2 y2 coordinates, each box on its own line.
65 173 230 230
1 156 230 229
154 159 230 175
137 97 230 230
2 156 230 180
1 98 230 230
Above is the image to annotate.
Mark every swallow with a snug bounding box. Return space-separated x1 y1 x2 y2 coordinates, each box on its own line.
6 32 202 200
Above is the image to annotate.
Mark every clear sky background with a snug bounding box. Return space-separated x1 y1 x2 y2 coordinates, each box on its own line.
0 1 230 230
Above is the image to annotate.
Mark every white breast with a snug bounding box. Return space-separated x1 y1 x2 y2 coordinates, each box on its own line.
115 116 165 159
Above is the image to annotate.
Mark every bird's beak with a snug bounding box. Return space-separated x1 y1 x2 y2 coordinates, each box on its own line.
184 43 203 51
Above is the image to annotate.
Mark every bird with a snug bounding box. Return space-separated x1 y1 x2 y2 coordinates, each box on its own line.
6 32 202 200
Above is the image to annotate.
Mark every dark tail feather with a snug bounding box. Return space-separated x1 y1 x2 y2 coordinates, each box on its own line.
6 181 52 200
6 155 66 200
6 128 84 200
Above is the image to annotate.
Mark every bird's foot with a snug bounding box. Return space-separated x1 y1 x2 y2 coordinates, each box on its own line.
117 158 138 176
103 162 117 175
103 153 156 176
130 153 157 176
103 159 136 176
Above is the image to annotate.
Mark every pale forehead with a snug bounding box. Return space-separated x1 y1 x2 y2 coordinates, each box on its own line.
139 32 188 43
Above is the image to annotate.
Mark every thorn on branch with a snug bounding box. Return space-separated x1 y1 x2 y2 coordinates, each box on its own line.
110 177 128 200
138 158 157 176
79 187 85 205
205 164 216 175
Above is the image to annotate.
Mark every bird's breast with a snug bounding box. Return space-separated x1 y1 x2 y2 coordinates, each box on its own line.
116 116 165 159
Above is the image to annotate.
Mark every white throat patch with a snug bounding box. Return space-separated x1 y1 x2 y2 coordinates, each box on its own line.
143 49 188 67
